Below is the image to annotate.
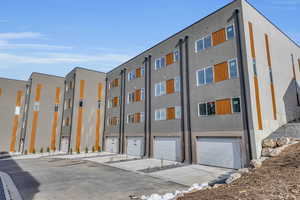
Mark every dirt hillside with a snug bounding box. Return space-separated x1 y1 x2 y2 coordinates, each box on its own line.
178 142 300 200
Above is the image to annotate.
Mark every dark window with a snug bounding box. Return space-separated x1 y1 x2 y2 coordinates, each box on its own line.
232 98 241 113
207 102 215 115
79 100 83 107
199 103 207 116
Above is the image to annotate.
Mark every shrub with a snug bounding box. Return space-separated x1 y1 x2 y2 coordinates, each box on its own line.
85 146 88 153
40 148 43 153
32 149 36 154
24 150 28 155
92 146 95 153
47 147 50 153
69 148 73 154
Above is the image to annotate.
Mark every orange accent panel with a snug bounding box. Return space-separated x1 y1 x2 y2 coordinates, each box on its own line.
98 83 103 100
136 68 141 78
248 22 256 59
10 115 19 152
264 34 272 67
135 89 141 102
95 109 101 151
216 99 232 115
55 87 60 104
35 84 42 101
9 90 23 152
166 79 175 94
167 107 175 120
270 83 277 120
75 107 83 152
212 28 226 46
29 111 39 153
298 59 300 71
50 112 59 151
214 62 229 82
134 113 141 123
254 76 263 130
113 97 119 107
166 53 174 66
79 80 85 99
0 88 2 96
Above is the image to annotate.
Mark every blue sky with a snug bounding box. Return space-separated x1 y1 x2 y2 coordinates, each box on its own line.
0 0 299 80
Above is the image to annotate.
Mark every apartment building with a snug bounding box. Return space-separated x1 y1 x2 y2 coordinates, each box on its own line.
103 0 300 169
21 73 65 154
0 78 27 153
60 67 106 153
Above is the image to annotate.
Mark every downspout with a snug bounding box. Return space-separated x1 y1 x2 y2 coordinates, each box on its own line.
184 36 193 163
102 77 109 151
148 55 152 157
178 38 186 162
19 79 32 153
58 80 67 151
232 9 253 163
118 70 124 153
143 57 148 157
291 54 300 106
121 68 127 154
68 73 77 154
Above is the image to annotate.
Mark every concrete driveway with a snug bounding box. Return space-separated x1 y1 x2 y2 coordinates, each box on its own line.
0 157 185 200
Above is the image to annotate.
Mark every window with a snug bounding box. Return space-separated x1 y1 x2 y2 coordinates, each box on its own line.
128 92 135 104
207 102 215 115
155 108 166 121
67 98 72 109
127 113 135 124
155 82 166 96
155 57 166 70
109 96 119 108
232 97 241 113
226 24 235 40
174 49 179 62
108 117 119 126
198 103 207 116
175 106 181 119
205 67 213 84
141 88 145 100
197 67 213 86
128 71 135 81
175 76 180 92
195 35 211 52
141 67 145 77
204 35 212 49
140 112 145 122
64 117 70 127
229 59 238 78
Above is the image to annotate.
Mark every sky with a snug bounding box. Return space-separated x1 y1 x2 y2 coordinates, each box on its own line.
0 0 299 80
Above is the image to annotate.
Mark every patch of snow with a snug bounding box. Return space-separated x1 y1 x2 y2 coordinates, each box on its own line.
141 183 209 200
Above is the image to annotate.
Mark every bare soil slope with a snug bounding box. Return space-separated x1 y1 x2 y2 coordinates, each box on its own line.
178 142 300 200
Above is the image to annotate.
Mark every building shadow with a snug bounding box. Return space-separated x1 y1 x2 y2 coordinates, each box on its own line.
283 79 300 122
0 154 40 200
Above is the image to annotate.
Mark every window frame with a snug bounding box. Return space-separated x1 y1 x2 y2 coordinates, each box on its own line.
195 34 212 53
231 97 241 113
155 57 166 70
226 24 235 40
196 66 214 86
228 58 239 79
198 102 208 117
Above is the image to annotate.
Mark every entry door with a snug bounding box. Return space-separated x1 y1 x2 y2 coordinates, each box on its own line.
106 137 118 153
196 137 242 169
153 137 181 161
127 137 144 156
60 137 69 153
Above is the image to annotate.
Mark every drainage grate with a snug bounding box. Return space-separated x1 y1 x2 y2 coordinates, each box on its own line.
0 178 6 200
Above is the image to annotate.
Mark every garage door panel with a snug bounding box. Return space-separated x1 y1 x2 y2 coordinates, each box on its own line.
154 137 181 161
196 137 242 169
127 137 144 156
106 137 119 153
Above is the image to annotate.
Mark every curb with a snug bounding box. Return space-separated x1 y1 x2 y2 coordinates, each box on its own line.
0 172 22 200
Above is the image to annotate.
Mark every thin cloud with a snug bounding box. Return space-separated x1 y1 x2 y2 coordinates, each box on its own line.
0 32 43 40
262 0 300 9
0 40 72 50
0 53 131 65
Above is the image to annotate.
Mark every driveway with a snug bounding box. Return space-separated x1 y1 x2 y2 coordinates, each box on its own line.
0 157 185 200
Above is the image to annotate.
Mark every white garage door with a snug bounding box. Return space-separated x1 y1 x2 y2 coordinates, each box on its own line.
153 137 181 161
196 137 242 169
105 137 119 153
127 137 144 156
